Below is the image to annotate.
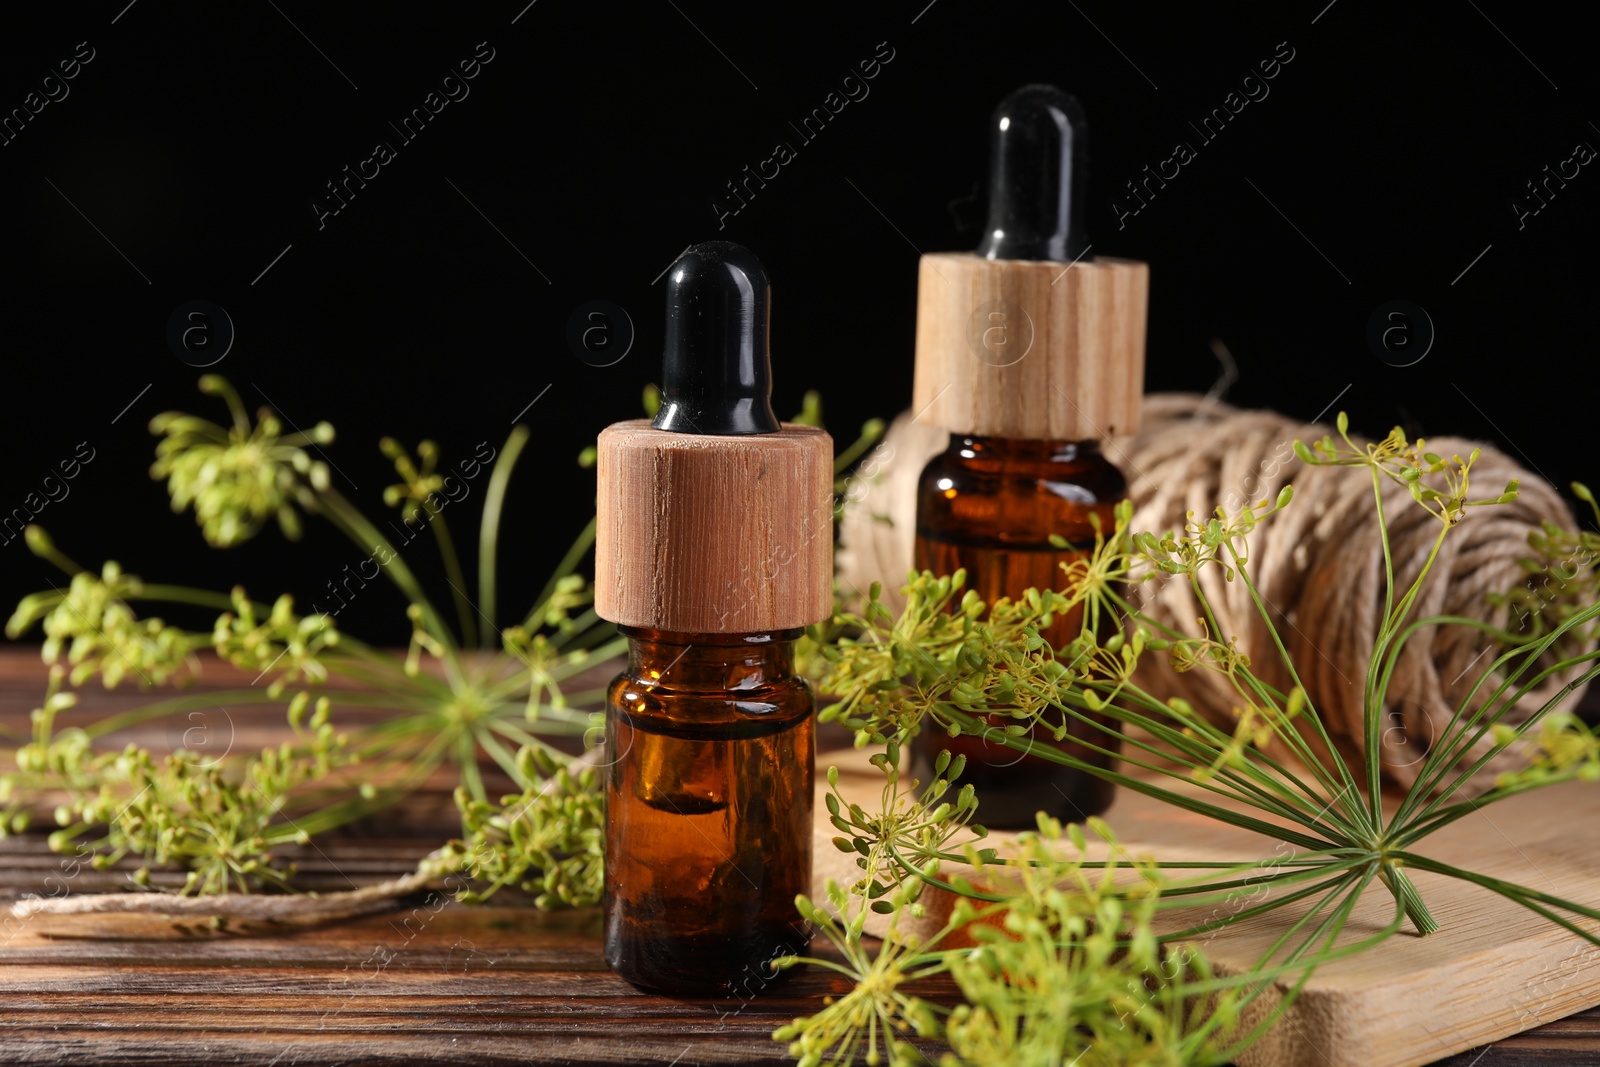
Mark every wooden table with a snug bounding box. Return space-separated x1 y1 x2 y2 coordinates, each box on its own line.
0 649 1593 1065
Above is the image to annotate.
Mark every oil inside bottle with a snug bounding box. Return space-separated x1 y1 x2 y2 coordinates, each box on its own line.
604 628 814 994
914 434 1125 827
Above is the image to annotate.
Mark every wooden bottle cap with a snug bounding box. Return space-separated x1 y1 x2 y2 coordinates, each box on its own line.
594 420 834 634
911 251 1148 440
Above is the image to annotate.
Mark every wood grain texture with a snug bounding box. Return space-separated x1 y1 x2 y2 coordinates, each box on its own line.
595 420 833 633
0 901 925 1066
0 649 1592 1066
911 252 1148 440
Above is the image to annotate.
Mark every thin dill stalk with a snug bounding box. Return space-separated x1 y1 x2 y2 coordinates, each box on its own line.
1083 702 1364 838
1396 764 1600 848
1404 617 1600 812
550 635 627 675
1396 852 1600 941
1185 563 1362 816
267 748 447 840
475 727 526 785
207 377 252 436
1113 673 1367 828
550 609 608 649
1400 658 1600 836
1003 680 1367 841
427 508 477 648
522 517 597 628
477 425 531 645
315 486 461 680
1359 518 1450 796
939 706 1337 851
457 729 487 802
1151 865 1368 936
1180 867 1365 983
127 585 241 612
320 656 455 703
82 689 293 738
947 694 1317 827
1224 544 1371 830
1211 868 1401 1062
1388 620 1562 823
22 530 84 574
484 718 589 756
1364 464 1400 825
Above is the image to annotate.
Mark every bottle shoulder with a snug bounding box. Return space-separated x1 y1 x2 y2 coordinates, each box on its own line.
916 437 1126 544
920 438 1125 488
607 670 813 737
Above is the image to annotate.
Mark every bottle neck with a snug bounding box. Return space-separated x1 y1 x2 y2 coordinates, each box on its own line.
619 626 802 690
946 434 1103 464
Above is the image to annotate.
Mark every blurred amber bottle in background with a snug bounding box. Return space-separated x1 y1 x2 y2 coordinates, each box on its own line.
910 86 1149 828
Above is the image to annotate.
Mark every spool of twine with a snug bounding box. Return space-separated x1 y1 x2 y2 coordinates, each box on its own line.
838 393 1587 786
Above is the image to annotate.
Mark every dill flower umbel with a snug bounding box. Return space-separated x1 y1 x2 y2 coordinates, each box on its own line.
149 376 332 547
9 562 198 688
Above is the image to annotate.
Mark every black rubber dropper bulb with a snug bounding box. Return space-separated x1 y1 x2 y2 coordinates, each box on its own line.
975 84 1090 263
651 241 781 436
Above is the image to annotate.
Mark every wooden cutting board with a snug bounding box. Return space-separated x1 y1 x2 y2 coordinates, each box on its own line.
812 755 1600 1067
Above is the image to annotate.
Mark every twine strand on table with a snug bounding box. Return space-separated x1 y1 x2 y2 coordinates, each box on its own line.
8 864 443 932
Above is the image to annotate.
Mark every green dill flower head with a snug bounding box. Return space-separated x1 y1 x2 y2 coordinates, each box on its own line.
432 747 605 908
149 376 332 547
780 816 1234 1067
1488 484 1600 653
12 563 199 688
1295 416 1516 527
1492 713 1600 790
57 693 355 895
212 588 338 698
3 669 95 834
939 823 1235 1067
380 437 445 523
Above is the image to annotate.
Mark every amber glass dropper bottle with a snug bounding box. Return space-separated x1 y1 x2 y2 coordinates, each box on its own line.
911 85 1149 829
594 242 834 995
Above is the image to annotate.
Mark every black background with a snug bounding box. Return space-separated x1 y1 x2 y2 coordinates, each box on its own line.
1 0 1593 646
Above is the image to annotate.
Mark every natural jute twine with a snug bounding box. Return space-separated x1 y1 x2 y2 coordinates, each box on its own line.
838 393 1587 787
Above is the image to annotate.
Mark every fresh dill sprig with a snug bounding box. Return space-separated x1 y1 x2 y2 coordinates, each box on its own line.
2 376 614 892
425 745 605 909
780 808 1252 1067
783 412 1600 1065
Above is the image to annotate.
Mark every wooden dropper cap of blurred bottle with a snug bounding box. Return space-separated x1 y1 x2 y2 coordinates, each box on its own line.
594 242 833 634
912 85 1149 441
